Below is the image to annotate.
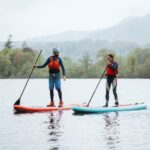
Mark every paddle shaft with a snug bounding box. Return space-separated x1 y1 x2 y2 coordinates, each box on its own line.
87 67 107 107
14 50 42 105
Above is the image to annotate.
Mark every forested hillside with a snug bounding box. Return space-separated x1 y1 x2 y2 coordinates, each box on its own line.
0 47 149 78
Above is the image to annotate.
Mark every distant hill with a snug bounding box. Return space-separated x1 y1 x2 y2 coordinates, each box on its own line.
24 40 140 60
28 13 150 44
29 31 90 42
89 14 150 44
1 13 150 59
0 39 140 60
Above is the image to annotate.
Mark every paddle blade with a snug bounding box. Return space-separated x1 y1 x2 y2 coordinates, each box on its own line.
14 98 20 105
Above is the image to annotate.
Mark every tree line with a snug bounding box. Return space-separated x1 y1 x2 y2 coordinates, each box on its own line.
0 47 150 78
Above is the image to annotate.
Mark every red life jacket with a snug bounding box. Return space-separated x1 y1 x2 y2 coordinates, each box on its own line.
106 62 118 76
48 56 60 71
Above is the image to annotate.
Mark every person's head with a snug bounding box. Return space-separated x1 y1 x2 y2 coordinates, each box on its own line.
107 54 114 62
53 47 60 57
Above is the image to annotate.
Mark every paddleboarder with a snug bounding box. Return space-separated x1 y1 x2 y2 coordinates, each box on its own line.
34 48 66 107
103 54 119 107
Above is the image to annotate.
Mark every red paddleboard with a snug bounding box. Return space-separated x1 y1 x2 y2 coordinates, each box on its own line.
14 104 81 113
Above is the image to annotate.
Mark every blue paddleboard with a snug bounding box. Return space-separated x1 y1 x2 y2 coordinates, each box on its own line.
72 103 147 114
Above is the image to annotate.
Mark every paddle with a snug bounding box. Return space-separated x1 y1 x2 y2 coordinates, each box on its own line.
87 66 107 107
14 50 42 105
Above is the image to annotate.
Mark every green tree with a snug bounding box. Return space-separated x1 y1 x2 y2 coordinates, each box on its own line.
4 34 12 49
0 54 12 77
80 52 92 78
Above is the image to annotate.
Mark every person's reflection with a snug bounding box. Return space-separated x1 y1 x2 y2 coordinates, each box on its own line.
45 110 63 150
103 112 121 150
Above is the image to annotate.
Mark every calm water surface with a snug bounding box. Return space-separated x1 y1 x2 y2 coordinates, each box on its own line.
0 79 150 150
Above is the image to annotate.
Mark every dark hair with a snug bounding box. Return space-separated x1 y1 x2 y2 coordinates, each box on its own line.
108 54 114 60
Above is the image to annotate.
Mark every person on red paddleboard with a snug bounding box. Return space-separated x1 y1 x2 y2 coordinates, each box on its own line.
34 48 66 107
103 54 119 107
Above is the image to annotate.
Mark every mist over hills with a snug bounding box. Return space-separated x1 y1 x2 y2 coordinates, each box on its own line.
88 14 150 44
23 40 139 59
29 13 150 44
1 13 150 59
29 31 90 42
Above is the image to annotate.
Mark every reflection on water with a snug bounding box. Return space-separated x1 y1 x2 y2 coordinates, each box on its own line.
103 113 120 150
1 79 150 150
44 111 63 150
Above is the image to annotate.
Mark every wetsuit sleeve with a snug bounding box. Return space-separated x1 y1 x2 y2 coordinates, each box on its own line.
59 58 66 76
37 57 50 68
108 62 118 70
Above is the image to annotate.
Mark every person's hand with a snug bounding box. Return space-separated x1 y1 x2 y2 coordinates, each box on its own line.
33 65 37 68
107 60 111 65
107 60 111 66
63 76 66 81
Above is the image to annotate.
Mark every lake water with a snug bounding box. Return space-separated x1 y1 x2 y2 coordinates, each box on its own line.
0 79 150 150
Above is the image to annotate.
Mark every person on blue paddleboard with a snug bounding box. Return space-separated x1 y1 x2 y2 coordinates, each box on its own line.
34 47 66 107
103 54 119 107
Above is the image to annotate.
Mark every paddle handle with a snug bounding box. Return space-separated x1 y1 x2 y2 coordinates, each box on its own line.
87 66 107 107
19 50 42 99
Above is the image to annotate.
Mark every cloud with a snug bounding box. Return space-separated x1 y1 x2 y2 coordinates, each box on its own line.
0 0 150 41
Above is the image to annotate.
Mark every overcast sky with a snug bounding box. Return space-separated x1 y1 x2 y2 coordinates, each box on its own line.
0 0 150 41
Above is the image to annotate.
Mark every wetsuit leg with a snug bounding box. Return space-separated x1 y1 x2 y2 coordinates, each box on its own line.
57 89 62 101
105 77 112 103
50 90 54 102
112 77 118 104
49 74 55 102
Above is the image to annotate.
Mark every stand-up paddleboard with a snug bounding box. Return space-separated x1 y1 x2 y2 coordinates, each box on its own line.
14 104 81 113
72 103 147 114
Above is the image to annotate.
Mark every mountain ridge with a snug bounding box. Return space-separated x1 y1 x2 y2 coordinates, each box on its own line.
28 13 150 44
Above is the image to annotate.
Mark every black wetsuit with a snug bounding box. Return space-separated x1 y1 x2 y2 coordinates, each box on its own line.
105 62 119 106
